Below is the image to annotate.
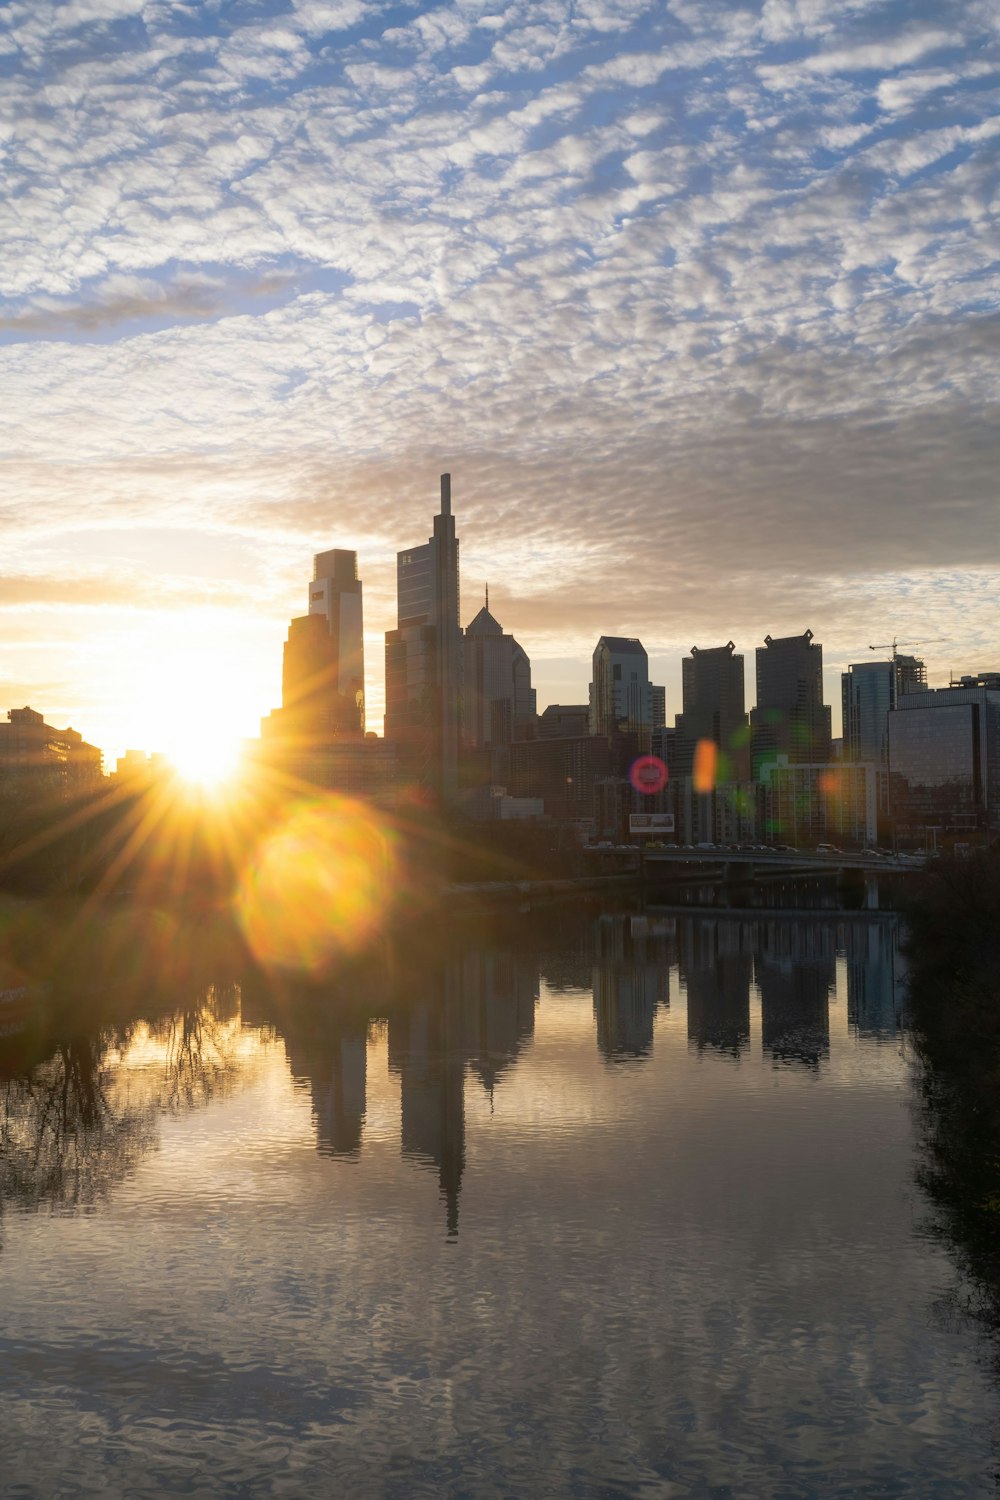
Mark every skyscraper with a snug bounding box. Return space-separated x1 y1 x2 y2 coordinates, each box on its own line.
589 637 651 748
842 660 895 765
384 474 463 803
307 547 365 732
674 641 749 780
750 630 832 774
462 595 536 750
279 546 365 741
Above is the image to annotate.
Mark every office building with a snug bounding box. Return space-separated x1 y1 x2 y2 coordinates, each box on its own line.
384 474 463 804
750 630 832 774
842 660 895 767
589 637 651 749
537 705 590 739
510 731 612 825
266 545 366 769
0 707 102 800
650 685 666 730
760 759 880 848
888 677 1000 844
674 641 749 780
306 548 365 733
462 596 536 750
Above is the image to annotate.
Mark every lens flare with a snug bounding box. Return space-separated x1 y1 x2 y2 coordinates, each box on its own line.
236 796 394 974
693 739 718 794
630 755 668 795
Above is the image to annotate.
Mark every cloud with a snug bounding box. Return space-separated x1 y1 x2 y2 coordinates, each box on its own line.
0 0 999 749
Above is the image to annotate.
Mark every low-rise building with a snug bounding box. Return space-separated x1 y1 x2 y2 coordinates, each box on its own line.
0 707 103 800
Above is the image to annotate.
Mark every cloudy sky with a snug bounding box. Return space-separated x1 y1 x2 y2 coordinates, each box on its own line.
2 0 998 763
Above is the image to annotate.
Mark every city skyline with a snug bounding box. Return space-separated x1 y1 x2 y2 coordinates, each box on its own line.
0 497 989 770
2 1 998 767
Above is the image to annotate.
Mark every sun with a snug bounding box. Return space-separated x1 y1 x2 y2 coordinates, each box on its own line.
166 733 244 792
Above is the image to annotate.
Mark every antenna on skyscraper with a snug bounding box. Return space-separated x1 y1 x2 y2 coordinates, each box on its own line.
485 581 489 612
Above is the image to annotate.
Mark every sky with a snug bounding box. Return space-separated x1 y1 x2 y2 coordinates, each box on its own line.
1 0 998 766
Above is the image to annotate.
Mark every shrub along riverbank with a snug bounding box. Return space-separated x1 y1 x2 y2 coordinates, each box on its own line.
904 849 1000 1344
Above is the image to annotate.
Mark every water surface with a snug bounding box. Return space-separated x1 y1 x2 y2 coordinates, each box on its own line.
0 904 995 1497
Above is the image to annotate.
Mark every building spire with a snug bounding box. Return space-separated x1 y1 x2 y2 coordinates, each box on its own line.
440 472 451 516
485 581 489 612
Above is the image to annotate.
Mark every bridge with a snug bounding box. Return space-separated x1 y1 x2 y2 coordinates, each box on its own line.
638 847 926 877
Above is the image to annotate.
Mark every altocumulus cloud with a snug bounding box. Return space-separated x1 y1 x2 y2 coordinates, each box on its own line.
0 0 998 749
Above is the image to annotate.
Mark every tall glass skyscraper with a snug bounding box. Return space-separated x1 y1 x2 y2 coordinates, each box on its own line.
750 630 832 775
675 641 749 780
589 637 651 749
842 660 895 766
281 547 365 739
385 475 463 803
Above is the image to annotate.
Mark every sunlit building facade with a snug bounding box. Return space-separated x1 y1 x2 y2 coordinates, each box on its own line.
589 636 651 749
306 547 365 734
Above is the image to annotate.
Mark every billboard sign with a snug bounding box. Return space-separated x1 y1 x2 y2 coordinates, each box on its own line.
629 813 675 835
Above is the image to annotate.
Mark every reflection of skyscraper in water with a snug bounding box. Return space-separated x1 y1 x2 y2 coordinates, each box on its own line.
389 990 466 1238
680 917 753 1057
456 950 537 1095
389 949 538 1234
845 920 900 1038
756 920 834 1068
593 914 672 1062
284 1026 368 1157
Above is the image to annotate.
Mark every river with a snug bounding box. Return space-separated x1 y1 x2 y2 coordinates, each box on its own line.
0 899 995 1496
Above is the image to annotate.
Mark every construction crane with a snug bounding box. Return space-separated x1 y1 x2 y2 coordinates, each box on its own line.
868 637 948 660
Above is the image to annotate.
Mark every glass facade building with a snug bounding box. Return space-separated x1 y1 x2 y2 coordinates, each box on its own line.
675 640 749 781
750 631 832 775
888 684 1000 841
384 475 463 803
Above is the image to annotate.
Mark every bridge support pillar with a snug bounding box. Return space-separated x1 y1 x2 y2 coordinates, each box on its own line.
865 874 880 910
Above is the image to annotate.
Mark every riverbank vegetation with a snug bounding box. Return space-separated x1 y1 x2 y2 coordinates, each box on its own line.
904 848 1000 1341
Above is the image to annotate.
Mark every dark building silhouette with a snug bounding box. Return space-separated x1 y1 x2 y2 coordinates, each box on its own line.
510 731 612 823
750 630 832 775
462 598 535 752
680 917 753 1057
537 705 590 739
674 641 750 781
257 546 394 796
0 706 103 799
385 474 463 804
